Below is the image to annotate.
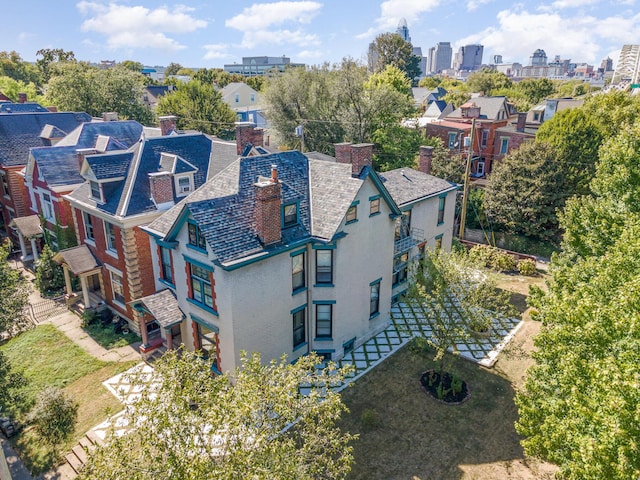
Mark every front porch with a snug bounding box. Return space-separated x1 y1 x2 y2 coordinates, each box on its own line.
9 214 43 262
53 245 105 311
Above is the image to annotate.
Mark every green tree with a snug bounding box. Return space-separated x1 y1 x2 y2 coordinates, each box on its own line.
36 48 75 83
418 76 442 89
405 249 514 383
0 241 30 338
441 91 471 109
45 63 154 124
515 78 555 105
0 51 40 85
176 67 195 77
164 62 183 76
483 141 568 241
466 68 512 95
426 136 465 184
120 60 143 72
31 387 78 458
365 64 412 98
35 245 65 295
245 76 265 92
80 349 355 480
0 351 27 415
0 76 44 104
371 124 422 171
369 33 421 80
156 79 236 137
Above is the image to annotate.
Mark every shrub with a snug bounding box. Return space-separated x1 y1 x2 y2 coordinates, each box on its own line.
491 250 517 272
518 258 538 276
360 408 380 429
468 244 496 267
34 245 65 295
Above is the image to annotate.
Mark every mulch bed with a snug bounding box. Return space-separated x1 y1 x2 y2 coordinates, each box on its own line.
420 370 471 405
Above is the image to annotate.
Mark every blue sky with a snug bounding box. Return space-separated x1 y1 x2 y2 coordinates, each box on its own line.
3 1 638 69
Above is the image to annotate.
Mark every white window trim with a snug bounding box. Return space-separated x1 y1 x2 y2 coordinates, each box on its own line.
174 174 194 197
108 267 126 308
83 211 96 245
104 221 118 258
40 192 55 222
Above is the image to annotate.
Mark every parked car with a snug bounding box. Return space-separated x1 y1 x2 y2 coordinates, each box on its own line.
0 417 17 438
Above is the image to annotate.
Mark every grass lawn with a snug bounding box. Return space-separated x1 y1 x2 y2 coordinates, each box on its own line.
340 273 557 480
0 324 136 475
83 321 140 349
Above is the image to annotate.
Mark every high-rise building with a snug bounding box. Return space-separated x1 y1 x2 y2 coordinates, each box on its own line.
612 45 640 84
600 56 613 72
428 42 452 74
530 49 548 66
396 18 411 43
453 45 483 72
223 56 305 77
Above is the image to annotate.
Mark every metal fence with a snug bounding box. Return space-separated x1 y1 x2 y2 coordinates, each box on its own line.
29 295 67 324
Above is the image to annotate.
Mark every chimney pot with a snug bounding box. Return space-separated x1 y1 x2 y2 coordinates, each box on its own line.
235 121 264 155
350 143 374 177
271 164 278 183
18 92 27 103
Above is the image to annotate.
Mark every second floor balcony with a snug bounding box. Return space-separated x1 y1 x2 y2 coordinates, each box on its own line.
394 228 424 255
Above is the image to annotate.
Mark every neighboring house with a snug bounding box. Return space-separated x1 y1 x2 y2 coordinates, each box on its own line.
219 82 266 128
491 113 536 164
425 96 517 176
526 97 584 127
61 117 240 338
21 118 147 258
411 86 447 110
0 108 91 243
138 141 457 372
143 85 176 108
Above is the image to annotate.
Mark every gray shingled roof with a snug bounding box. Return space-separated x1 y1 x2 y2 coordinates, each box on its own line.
132 289 184 327
208 138 239 179
87 152 134 180
379 168 458 207
448 96 510 121
53 245 100 275
9 215 42 238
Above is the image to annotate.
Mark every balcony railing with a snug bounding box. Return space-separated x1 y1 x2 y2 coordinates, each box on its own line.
394 228 424 255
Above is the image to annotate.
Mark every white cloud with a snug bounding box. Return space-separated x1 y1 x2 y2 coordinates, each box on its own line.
225 1 322 48
296 49 324 60
467 0 495 12
77 2 207 52
202 44 231 60
458 7 640 64
550 0 598 8
358 0 440 39
18 32 35 42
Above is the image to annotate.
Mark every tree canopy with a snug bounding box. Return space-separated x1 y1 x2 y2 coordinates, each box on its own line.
45 63 154 124
156 79 236 137
0 50 40 85
80 350 355 480
368 33 421 80
0 241 30 338
36 48 76 83
516 120 640 479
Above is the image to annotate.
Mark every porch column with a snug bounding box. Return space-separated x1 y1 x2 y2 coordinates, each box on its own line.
80 275 90 308
165 328 173 350
30 237 39 262
17 231 27 260
138 312 149 346
62 264 73 296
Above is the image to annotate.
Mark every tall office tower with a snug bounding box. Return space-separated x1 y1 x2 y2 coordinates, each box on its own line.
453 44 484 71
612 45 640 84
429 42 452 73
493 55 503 64
396 18 411 42
530 49 548 66
600 56 613 72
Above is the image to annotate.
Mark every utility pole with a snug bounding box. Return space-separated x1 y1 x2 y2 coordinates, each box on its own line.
458 117 476 239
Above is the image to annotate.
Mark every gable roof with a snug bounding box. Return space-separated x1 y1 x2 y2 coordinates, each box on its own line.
379 168 458 208
0 111 91 167
448 96 511 121
29 120 143 188
147 151 402 267
67 133 214 218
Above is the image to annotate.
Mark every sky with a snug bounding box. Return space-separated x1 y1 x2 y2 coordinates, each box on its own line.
3 0 639 70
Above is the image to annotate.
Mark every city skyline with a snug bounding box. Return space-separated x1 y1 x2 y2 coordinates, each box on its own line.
2 1 637 70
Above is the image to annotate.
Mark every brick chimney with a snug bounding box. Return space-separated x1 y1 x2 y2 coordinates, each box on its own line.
18 93 27 103
350 143 374 177
149 173 174 208
254 165 282 246
516 112 527 132
76 148 97 170
102 112 119 122
419 146 434 175
334 142 352 164
236 122 264 155
159 115 177 136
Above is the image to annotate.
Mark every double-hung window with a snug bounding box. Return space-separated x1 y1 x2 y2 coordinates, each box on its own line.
105 222 117 253
110 271 125 304
393 252 409 286
293 307 306 348
160 247 173 284
283 203 298 227
437 196 446 225
346 203 357 223
370 280 381 317
41 193 54 221
188 222 207 251
83 212 95 241
90 181 101 201
316 304 332 339
500 138 509 155
176 176 192 195
448 132 457 148
292 252 305 292
315 250 332 285
195 321 219 371
189 264 213 309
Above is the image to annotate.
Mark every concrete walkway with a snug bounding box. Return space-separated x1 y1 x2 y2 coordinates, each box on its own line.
0 435 32 480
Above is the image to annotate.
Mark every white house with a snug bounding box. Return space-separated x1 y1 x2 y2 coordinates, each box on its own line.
137 139 457 372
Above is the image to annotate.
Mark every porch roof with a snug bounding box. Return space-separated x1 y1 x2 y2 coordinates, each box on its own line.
9 215 43 239
131 289 184 328
53 245 101 275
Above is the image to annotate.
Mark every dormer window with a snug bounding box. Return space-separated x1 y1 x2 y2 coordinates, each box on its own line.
283 203 298 227
90 180 103 202
176 175 193 196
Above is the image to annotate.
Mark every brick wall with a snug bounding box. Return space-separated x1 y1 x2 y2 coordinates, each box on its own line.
334 142 352 164
419 146 434 174
350 144 373 177
149 174 174 205
236 123 264 155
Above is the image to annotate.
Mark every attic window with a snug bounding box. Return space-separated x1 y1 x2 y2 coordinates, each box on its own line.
90 180 102 202
176 175 193 196
283 203 298 227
